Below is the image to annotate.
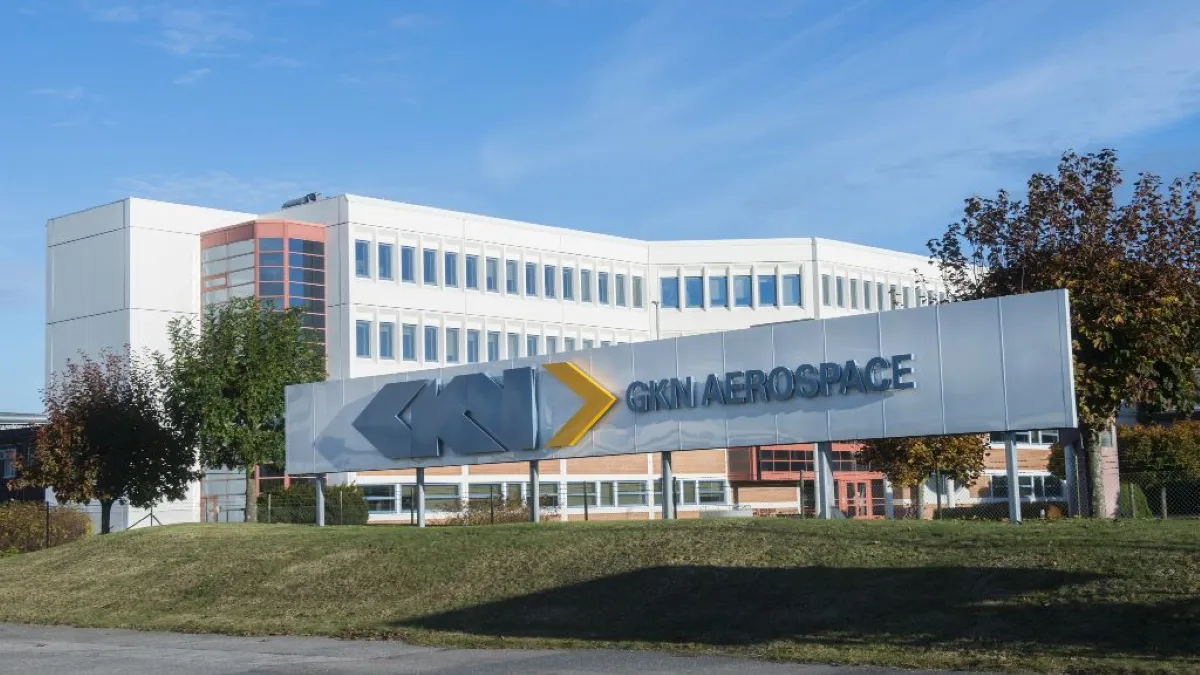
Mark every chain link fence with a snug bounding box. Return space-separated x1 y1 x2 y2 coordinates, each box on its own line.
0 501 91 554
1116 471 1200 519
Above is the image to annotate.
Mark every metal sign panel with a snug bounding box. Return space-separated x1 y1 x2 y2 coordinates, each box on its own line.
285 289 1077 474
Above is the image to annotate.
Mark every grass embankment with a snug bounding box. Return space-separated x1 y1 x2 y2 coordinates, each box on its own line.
0 519 1197 673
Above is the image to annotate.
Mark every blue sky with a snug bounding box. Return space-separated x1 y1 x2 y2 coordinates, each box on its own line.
4 0 1200 411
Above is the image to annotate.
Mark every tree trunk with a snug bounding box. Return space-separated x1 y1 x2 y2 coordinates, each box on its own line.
1084 426 1107 518
245 466 259 523
100 499 113 535
915 482 927 520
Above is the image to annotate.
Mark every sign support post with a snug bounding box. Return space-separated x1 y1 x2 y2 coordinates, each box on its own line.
661 452 675 520
529 460 540 523
415 467 426 528
1063 441 1077 517
314 474 325 527
815 441 835 519
883 477 895 519
1004 432 1022 524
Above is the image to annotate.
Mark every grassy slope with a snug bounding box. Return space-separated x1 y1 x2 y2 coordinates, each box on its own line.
0 519 1197 673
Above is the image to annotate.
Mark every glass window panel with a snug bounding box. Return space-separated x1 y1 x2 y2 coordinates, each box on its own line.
506 259 519 293
288 282 323 299
822 274 831 306
227 239 254 257
990 475 1009 498
581 269 593 302
465 254 479 289
598 272 610 304
836 277 845 307
546 336 557 354
288 297 324 313
661 277 680 309
379 322 395 359
1039 430 1060 444
486 331 500 361
288 252 322 269
202 289 228 304
378 243 394 280
582 339 593 349
733 275 752 307
445 327 460 363
402 324 417 361
228 283 254 298
537 482 560 507
288 238 324 255
444 252 458 287
401 246 416 282
507 332 520 358
632 276 644 308
698 481 725 504
228 268 254 286
356 320 371 358
564 337 576 351
684 276 703 308
526 335 539 356
850 279 859 309
290 268 324 284
863 280 872 310
202 244 228 262
204 275 226 289
759 274 777 307
544 264 556 298
1042 475 1064 498
878 282 886 309
615 274 627 306
467 329 480 363
203 259 228 276
562 267 574 300
486 257 500 292
783 274 801 306
525 262 537 295
903 286 912 307
226 253 254 272
259 267 284 282
258 237 284 252
355 240 370 277
300 314 325 329
424 484 461 511
617 481 647 506
567 482 598 507
424 325 439 361
423 249 437 284
709 276 728 308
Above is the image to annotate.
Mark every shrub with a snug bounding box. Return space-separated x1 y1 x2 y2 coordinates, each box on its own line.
257 483 369 525
1117 483 1152 519
0 502 92 553
442 495 554 526
935 501 1068 521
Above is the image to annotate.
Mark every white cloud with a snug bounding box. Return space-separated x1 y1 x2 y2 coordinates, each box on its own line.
83 2 252 56
172 67 212 85
254 54 302 68
31 86 87 101
117 171 312 212
83 1 142 23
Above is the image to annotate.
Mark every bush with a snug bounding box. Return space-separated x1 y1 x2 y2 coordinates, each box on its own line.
442 496 554 526
0 502 92 553
258 483 369 525
1117 483 1153 519
935 501 1068 521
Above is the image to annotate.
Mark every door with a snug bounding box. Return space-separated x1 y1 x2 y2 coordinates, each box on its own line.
839 480 870 518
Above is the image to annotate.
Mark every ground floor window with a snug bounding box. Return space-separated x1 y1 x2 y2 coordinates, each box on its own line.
654 479 728 505
988 473 1063 500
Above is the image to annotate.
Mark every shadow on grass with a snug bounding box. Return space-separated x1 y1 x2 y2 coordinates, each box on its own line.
396 566 1200 659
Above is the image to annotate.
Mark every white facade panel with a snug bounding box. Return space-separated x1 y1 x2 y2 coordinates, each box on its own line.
46 229 127 324
128 227 201 313
46 200 127 246
127 198 253 235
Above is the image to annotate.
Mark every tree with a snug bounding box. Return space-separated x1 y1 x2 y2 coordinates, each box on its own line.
928 150 1200 516
856 435 988 518
161 297 326 522
13 349 199 534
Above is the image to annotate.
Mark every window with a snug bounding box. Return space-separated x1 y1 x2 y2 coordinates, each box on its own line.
1 447 15 479
583 339 594 349
684 276 703 308
822 274 831 306
486 331 500 361
546 336 558 354
697 480 725 504
661 277 680 309
425 484 461 512
562 267 574 300
258 238 284 252
600 340 611 347
402 324 417 361
903 286 912 308
863 281 872 310
355 240 370 278
424 326 438 361
759 274 777 307
632 276 644 308
889 284 898 309
878 282 886 310
617 481 647 506
581 269 593 302
989 430 1060 445
379 322 395 360
506 259 519 293
783 274 802 306
362 485 396 514
536 482 560 508
445 327 460 363
526 335 539 356
709 276 728 308
525 262 538 296
465 255 479 290
485 257 499 292
564 337 576 351
423 249 437 284
836 277 845 307
466 330 480 363
401 246 415 282
615 274 627 306
850 279 858 309
567 482 599 507
988 474 1063 501
377 243 393 280
544 265 557 298
734 275 752 307
444 252 458 287
355 320 371 358
598 272 610 304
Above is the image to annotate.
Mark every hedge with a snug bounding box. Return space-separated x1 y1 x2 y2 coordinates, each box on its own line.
257 483 369 525
0 502 92 555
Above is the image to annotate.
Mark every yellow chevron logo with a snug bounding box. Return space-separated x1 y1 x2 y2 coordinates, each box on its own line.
542 362 617 448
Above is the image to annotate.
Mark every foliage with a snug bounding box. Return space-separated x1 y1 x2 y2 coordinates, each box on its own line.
1117 483 1152 519
257 483 368 525
1115 421 1200 479
442 495 549 526
0 502 92 553
13 348 199 533
934 501 1067 521
928 149 1200 515
856 434 988 489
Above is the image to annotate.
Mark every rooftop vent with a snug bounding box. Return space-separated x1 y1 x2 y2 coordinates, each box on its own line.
281 192 322 209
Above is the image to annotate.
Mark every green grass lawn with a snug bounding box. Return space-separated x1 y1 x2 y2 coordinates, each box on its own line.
0 519 1197 673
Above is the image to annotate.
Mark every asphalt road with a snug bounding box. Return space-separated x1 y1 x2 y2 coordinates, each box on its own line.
0 623 987 674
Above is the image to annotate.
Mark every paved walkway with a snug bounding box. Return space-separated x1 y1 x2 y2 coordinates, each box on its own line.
0 623 986 674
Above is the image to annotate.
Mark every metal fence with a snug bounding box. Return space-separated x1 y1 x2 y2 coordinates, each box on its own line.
1116 471 1200 519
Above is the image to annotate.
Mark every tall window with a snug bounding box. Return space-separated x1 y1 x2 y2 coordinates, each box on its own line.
486 331 500 361
400 246 415 282
544 265 557 298
615 274 627 306
598 272 610 304
581 269 593 302
546 336 558 354
355 240 370 278
661 277 680 309
526 334 539 356
507 332 520 358
444 252 458 287
632 276 644 308
863 281 872 310
836 277 845 307
822 274 831 306
445 327 460 363
684 276 703 308
783 274 802 306
850 279 858 309
505 259 519 293
878 282 886 310
759 274 777 307
562 267 574 300
466 330 480 363
465 254 479 290
525 262 538 296
423 249 437 284
903 286 912 308
355 320 371 357
379 322 395 359
423 325 438 361
564 337 576 351
583 339 594 349
485 257 499 292
709 276 728 308
734 275 752 307
377 243 393 280
402 324 416 361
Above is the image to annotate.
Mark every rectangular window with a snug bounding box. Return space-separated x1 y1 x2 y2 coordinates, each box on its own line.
783 274 802 306
355 320 371 358
466 329 480 363
615 274 627 306
444 252 458 287
505 259 519 293
401 246 415 282
581 269 593 302
684 276 703 308
564 337 576 351
362 485 397 514
485 257 499 292
402 324 416 361
507 332 521 358
863 281 872 310
526 335 539 356
377 243 393 280
567 482 598 508
544 265 557 298
546 336 558 354
486 331 500 361
836 277 845 308
617 481 647 506
465 254 479 290
525 262 538 296
598 272 610 304
582 339 594 349
536 482 560 508
423 325 438 361
698 480 725 504
734 275 752 307
990 475 1009 499
889 284 897 309
562 267 574 300
878 282 886 309
709 276 728 308
355 240 370 278
379 322 395 360
903 286 912 308
445 327 460 363
850 279 859 309
822 274 831 306
423 249 437 284
759 274 777 307
632 276 644 308
661 277 680 309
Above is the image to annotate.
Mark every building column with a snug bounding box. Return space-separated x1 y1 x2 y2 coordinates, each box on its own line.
314 474 325 527
661 451 675 520
529 460 540 523
1063 441 1078 517
946 478 957 508
883 477 895 520
416 467 427 528
815 441 835 519
1004 432 1021 524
